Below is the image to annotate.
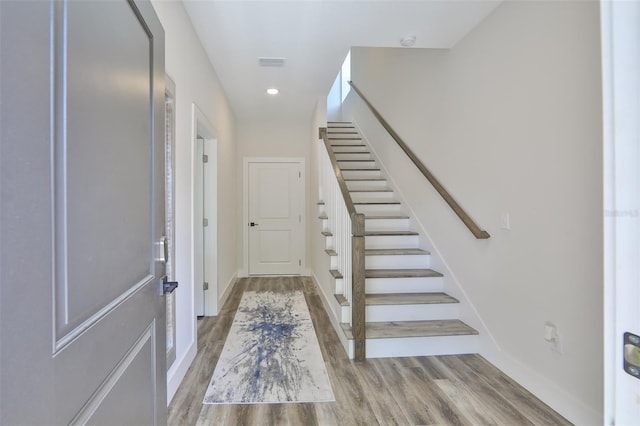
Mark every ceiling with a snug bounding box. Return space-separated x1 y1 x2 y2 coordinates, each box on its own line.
182 0 501 122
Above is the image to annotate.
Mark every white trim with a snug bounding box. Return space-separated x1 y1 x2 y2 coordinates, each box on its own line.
217 273 237 315
482 350 600 425
243 157 306 276
601 1 640 423
310 272 350 357
166 339 197 405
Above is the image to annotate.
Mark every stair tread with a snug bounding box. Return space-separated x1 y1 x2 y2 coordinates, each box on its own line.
330 269 343 279
350 189 393 193
340 167 380 171
365 269 443 278
333 151 371 154
354 201 400 205
366 292 459 306
365 248 430 256
364 214 410 219
345 178 386 181
341 319 478 339
325 249 337 256
335 294 349 306
338 159 376 162
365 230 418 236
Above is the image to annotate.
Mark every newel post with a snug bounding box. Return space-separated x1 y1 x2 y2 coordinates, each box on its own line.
351 212 366 361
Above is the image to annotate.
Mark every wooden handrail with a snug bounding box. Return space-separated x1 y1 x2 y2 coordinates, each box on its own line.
319 127 358 217
319 127 366 361
348 81 490 240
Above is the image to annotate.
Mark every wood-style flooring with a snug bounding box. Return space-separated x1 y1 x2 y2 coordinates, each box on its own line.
168 276 572 425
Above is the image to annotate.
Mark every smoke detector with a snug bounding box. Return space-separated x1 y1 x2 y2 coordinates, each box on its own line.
400 35 416 47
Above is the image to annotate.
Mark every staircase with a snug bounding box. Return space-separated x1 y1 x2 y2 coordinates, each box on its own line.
319 122 478 359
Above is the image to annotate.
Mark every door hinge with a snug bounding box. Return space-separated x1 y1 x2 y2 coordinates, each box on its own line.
203 218 209 227
203 154 209 163
299 215 301 222
299 171 301 178
203 282 209 290
299 259 301 266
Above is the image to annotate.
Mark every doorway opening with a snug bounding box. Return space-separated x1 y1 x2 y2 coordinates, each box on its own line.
192 104 218 317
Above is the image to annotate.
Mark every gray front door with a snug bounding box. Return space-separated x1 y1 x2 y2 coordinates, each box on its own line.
0 1 167 424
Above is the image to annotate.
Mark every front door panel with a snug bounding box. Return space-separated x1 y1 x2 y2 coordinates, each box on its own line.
0 1 166 424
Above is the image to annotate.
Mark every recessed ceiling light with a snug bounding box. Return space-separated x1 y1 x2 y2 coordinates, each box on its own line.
266 88 279 95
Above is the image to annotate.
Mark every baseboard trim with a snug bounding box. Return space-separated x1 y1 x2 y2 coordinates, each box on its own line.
310 272 350 357
217 273 237 314
481 348 601 425
166 340 197 405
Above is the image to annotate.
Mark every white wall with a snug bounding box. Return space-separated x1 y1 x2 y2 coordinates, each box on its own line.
344 1 603 424
236 119 312 276
150 0 238 404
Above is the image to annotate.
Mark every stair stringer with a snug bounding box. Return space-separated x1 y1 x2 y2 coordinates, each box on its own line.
311 270 352 357
349 119 501 357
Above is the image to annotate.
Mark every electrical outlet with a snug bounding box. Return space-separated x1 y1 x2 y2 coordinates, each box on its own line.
544 322 563 354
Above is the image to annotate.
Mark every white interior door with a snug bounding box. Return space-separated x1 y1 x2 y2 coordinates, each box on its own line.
248 160 304 275
0 1 167 424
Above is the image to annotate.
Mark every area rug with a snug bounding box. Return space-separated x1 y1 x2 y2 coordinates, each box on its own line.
203 290 335 404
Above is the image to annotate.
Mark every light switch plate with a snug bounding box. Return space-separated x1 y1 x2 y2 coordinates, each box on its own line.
500 212 510 230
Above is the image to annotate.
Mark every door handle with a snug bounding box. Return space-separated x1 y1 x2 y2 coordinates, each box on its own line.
250 222 259 227
624 332 640 379
162 275 178 295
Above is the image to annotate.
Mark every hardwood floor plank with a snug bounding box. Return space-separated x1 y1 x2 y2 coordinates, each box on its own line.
352 361 409 425
168 276 571 426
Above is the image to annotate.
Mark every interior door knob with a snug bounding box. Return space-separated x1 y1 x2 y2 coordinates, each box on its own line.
250 222 258 227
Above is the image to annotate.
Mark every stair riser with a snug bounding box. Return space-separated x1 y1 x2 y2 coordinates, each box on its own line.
332 145 368 153
324 235 334 248
338 161 377 169
329 139 363 146
366 276 444 294
350 192 396 202
342 170 382 179
333 277 344 294
340 305 350 322
333 153 372 161
327 130 355 135
346 182 389 192
365 254 430 269
366 303 459 322
355 203 404 215
357 335 478 359
365 234 419 249
365 218 410 231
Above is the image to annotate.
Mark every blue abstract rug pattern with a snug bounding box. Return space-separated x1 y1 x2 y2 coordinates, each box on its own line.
203 290 335 404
